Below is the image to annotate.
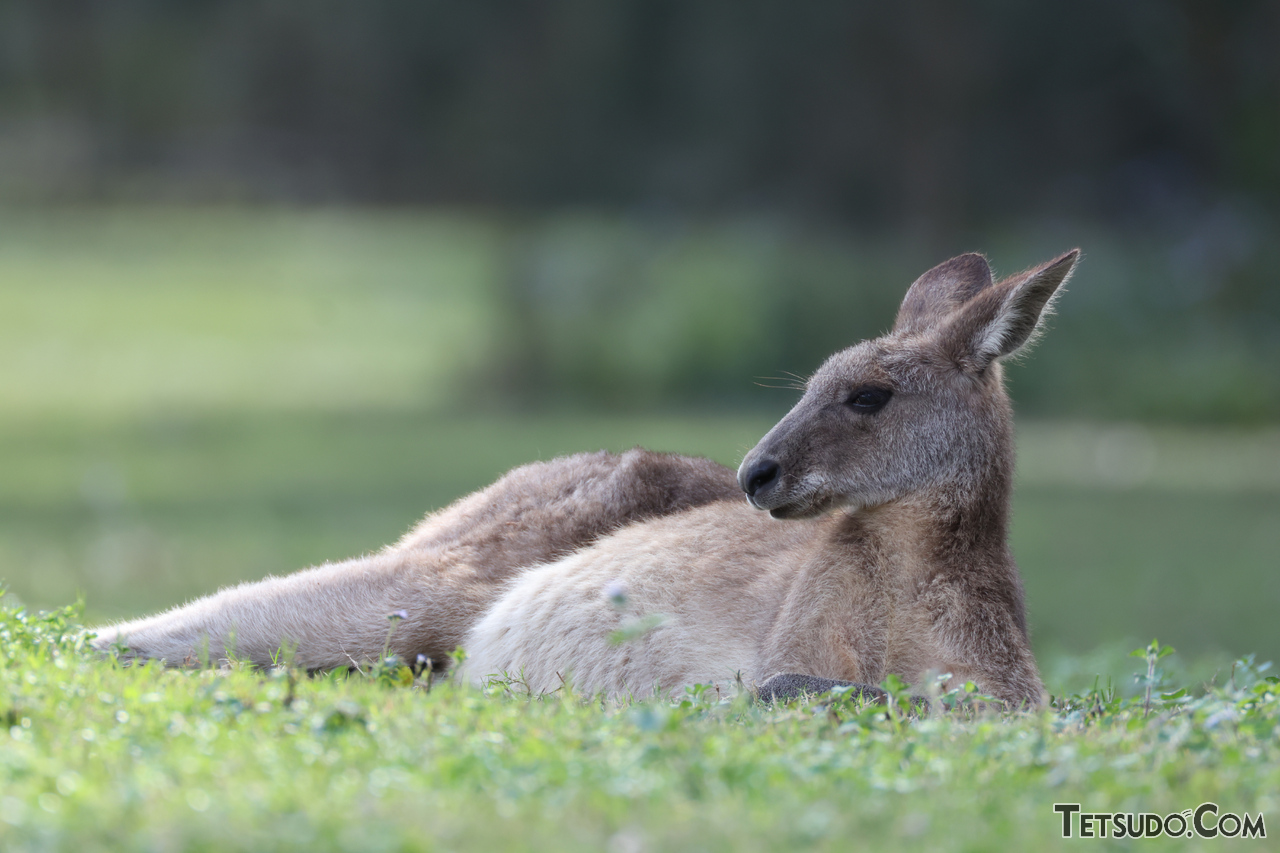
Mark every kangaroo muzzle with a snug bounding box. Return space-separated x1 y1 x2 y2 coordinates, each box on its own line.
740 458 781 507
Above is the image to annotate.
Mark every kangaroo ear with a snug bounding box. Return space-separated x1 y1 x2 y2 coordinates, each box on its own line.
941 249 1080 373
894 253 995 335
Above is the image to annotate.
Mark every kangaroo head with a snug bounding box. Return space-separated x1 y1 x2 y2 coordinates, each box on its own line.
738 250 1079 519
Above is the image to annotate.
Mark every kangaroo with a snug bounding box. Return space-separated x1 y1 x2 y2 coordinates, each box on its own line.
91 249 1078 707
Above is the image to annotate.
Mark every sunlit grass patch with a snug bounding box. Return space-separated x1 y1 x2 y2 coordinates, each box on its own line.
0 208 500 418
1 598 1276 852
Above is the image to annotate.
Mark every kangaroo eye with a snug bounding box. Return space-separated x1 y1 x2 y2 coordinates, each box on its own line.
845 387 892 413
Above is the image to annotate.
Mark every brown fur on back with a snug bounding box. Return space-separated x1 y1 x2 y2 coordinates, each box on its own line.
386 449 741 663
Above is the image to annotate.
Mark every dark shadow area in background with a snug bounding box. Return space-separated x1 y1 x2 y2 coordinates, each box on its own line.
2 1 1277 421
2 2 1275 227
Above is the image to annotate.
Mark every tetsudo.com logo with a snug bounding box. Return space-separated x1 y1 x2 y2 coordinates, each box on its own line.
1054 803 1266 839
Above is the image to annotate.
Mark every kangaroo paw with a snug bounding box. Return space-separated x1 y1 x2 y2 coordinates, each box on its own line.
755 673 887 703
755 673 933 715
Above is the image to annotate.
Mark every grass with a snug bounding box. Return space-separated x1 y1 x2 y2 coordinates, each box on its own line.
0 208 504 418
1 600 1276 852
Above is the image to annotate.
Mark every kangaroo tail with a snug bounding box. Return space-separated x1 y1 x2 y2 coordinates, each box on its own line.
88 551 442 670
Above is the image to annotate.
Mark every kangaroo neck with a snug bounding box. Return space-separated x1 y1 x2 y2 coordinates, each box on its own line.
830 465 1014 580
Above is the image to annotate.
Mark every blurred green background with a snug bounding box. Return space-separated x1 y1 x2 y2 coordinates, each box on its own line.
1 2 1277 673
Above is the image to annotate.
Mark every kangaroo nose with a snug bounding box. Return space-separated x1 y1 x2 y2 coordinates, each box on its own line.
743 459 780 499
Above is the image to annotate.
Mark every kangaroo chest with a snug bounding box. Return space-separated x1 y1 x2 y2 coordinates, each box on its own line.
755 514 948 686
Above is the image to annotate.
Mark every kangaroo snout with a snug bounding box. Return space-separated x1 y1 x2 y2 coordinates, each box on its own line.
739 458 781 505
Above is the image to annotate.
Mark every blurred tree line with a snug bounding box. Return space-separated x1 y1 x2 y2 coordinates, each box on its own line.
2 0 1276 223
1 0 1277 420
